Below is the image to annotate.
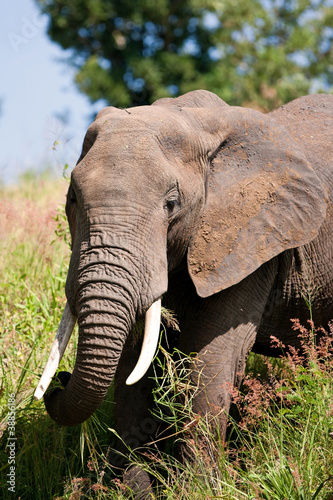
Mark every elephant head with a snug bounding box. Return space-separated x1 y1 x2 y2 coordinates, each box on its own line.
35 90 327 426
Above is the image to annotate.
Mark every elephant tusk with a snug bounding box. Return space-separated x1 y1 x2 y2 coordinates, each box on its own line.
34 302 76 400
126 299 162 386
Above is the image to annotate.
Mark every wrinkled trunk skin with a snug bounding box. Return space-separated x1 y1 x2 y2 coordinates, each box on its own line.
44 283 134 426
44 234 166 426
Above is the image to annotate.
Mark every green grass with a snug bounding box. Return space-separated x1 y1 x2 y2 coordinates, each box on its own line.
0 176 333 499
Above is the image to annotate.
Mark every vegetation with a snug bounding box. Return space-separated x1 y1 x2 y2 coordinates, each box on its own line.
36 0 333 110
1 176 333 498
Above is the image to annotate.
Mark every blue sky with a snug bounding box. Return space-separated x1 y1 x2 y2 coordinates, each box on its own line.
0 0 101 184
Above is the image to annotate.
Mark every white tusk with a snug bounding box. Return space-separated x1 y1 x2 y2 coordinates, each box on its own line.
34 302 76 400
126 299 162 386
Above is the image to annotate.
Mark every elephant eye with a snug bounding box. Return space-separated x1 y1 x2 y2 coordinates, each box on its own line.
166 199 178 212
165 196 181 218
165 184 181 218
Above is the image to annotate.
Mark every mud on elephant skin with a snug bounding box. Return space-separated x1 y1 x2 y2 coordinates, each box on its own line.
36 90 333 491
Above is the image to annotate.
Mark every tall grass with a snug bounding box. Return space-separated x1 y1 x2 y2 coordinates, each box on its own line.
127 323 333 500
0 176 333 499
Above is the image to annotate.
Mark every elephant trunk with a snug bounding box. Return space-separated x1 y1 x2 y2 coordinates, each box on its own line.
43 283 133 426
37 206 168 426
40 240 166 426
36 299 162 409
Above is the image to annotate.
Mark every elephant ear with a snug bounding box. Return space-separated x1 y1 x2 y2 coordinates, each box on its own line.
152 89 229 109
188 106 328 298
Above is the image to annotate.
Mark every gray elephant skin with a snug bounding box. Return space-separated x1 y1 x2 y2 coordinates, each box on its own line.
41 90 332 485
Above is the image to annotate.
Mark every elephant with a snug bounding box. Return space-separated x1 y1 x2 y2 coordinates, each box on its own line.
35 90 333 495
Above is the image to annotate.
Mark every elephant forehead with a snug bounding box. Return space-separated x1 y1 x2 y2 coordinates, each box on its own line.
93 106 201 160
74 137 168 194
97 130 163 163
73 106 206 201
72 134 175 203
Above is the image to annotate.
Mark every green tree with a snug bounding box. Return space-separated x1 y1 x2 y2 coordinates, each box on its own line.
36 0 333 110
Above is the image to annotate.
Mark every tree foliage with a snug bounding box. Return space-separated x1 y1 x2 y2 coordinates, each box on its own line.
36 0 333 110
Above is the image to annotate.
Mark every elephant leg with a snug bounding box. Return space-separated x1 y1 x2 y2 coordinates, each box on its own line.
122 466 154 500
111 334 166 497
172 262 277 459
